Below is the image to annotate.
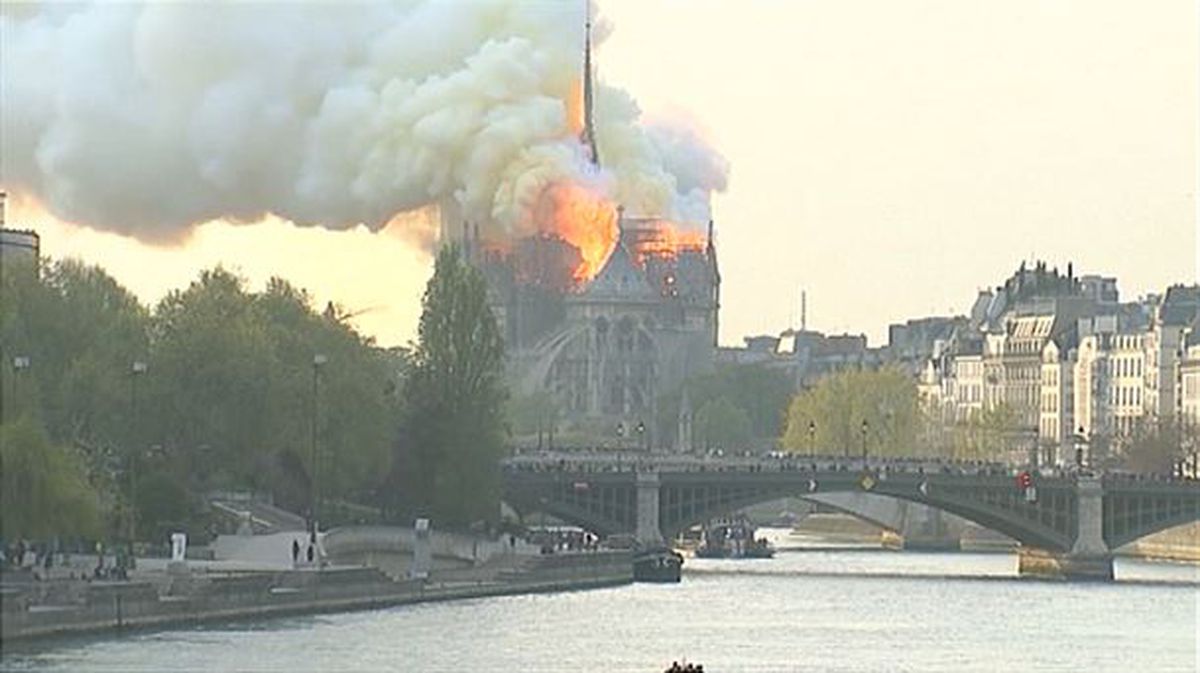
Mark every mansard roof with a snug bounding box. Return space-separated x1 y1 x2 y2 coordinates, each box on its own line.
1159 285 1200 326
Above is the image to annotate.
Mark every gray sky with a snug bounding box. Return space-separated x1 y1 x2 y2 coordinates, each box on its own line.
13 0 1198 346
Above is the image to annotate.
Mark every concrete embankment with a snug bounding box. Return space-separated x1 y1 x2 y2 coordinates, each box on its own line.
0 551 632 643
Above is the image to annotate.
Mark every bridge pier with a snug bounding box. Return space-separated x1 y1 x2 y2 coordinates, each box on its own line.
900 506 960 552
1018 477 1113 581
635 470 663 545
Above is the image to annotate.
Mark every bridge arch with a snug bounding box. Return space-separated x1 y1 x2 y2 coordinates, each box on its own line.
656 472 1077 551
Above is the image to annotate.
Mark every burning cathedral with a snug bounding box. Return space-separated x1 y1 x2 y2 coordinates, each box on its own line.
445 20 720 446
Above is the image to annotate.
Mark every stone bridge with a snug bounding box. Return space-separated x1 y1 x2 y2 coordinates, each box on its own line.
502 453 1200 580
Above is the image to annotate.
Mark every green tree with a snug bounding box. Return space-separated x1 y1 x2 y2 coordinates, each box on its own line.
952 404 1020 461
0 258 149 450
396 245 506 527
659 364 792 449
0 418 103 539
148 268 275 489
1 256 401 541
147 269 400 516
781 366 920 457
507 391 560 446
694 397 752 450
1122 419 1191 474
251 278 399 513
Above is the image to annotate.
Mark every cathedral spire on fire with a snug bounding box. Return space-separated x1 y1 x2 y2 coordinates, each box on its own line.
581 10 600 167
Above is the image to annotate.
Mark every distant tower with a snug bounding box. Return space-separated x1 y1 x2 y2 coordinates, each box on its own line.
581 13 600 166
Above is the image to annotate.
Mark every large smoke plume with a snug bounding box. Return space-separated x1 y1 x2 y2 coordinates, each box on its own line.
0 1 727 245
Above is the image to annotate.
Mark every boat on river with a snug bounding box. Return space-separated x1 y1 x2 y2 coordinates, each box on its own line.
633 545 683 582
695 515 775 559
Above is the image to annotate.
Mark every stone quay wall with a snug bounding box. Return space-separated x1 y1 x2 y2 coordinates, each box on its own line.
1 551 633 643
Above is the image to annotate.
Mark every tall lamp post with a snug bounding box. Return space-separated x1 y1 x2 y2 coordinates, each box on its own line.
129 360 147 543
310 354 327 536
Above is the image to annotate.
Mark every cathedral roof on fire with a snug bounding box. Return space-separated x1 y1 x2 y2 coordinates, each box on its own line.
579 240 658 303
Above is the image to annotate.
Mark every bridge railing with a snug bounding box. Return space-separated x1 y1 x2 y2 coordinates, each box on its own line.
503 451 1197 484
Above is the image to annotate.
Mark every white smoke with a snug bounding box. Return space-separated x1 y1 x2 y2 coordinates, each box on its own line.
0 1 727 244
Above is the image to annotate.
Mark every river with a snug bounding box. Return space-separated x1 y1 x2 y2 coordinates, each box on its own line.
3 529 1197 672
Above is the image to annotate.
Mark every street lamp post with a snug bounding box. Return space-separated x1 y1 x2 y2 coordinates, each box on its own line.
636 419 646 452
129 360 147 543
310 354 327 537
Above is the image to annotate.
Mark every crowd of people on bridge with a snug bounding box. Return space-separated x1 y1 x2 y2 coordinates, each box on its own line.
504 449 1194 483
504 452 1013 477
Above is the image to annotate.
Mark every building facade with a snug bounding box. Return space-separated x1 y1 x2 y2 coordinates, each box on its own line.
916 264 1198 467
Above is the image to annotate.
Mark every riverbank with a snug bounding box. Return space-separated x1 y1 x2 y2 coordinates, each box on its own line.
0 550 632 644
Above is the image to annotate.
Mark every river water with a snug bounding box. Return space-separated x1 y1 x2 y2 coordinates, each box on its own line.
3 530 1197 672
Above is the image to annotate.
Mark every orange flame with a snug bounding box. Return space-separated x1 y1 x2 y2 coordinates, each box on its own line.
631 221 707 261
537 182 617 282
522 182 709 287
